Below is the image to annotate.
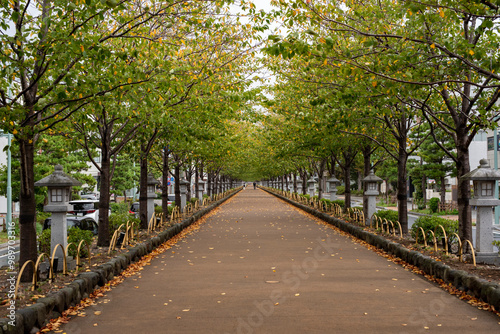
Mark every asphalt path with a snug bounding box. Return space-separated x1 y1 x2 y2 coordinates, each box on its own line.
53 188 500 333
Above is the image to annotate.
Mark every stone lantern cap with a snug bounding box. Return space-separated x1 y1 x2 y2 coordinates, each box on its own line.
462 159 500 181
179 177 190 185
146 173 160 185
198 179 206 184
327 176 340 184
307 177 316 185
363 170 383 183
35 164 82 187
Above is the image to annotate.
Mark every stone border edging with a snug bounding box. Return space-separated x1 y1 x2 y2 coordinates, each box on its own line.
0 189 241 334
262 188 500 311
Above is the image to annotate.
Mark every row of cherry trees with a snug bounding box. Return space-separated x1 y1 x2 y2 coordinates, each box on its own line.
257 0 500 239
0 0 273 279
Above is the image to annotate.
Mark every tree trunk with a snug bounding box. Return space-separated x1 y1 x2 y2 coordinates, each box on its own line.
162 149 170 217
440 175 446 208
317 160 326 200
362 146 371 224
174 164 181 209
358 171 363 191
97 134 112 245
207 171 212 197
456 143 472 242
397 139 408 234
186 167 193 201
421 157 427 205
18 136 37 281
343 164 352 210
138 155 148 230
293 173 297 193
195 165 199 202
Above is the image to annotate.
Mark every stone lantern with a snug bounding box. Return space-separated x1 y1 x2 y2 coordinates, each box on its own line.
363 170 383 226
197 179 206 204
327 176 341 201
179 177 190 212
146 173 159 224
297 178 303 194
307 178 316 197
462 159 500 264
35 165 81 259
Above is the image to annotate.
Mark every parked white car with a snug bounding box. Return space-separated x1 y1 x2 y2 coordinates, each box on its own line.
68 200 110 223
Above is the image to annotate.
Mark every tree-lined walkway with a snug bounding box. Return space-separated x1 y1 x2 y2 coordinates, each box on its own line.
53 189 499 333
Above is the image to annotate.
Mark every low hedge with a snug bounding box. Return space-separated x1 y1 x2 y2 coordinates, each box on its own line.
410 215 458 240
373 209 399 223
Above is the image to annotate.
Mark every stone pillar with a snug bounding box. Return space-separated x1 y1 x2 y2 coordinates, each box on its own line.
363 170 382 226
327 176 340 201
146 173 159 225
307 178 316 197
198 179 205 204
179 178 189 212
297 179 303 194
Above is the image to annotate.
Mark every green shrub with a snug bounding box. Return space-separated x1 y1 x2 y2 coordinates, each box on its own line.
373 210 399 222
190 197 199 204
67 227 94 257
331 200 345 208
300 194 310 199
37 212 51 225
410 216 458 240
39 229 51 256
110 202 130 214
336 185 345 195
429 198 440 213
203 194 210 199
39 227 94 258
109 213 140 238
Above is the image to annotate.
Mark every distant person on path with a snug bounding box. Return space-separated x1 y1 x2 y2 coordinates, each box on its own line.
253 182 256 189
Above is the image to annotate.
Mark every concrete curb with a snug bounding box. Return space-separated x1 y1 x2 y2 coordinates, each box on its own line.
263 188 500 311
0 189 241 334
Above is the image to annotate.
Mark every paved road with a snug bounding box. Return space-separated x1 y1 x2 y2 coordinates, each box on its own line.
54 189 499 333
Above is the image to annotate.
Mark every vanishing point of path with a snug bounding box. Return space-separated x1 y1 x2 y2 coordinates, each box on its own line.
54 189 499 333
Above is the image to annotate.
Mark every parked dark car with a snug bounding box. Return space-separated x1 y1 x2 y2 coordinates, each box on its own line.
129 202 140 214
68 200 99 216
43 216 98 235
